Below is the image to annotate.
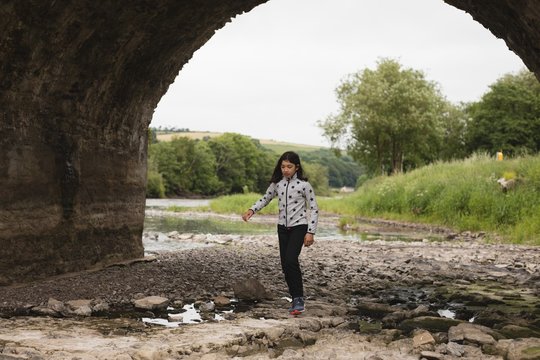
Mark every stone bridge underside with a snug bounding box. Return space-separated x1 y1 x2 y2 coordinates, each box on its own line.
0 0 539 285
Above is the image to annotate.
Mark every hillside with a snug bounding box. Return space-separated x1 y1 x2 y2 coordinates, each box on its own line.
155 131 325 153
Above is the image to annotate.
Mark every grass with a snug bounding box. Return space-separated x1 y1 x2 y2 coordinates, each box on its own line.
209 154 540 245
324 153 540 245
209 193 279 215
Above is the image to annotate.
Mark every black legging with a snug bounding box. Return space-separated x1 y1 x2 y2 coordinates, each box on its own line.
277 224 307 298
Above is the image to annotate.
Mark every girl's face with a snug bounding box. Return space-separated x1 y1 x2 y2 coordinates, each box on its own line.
281 160 298 179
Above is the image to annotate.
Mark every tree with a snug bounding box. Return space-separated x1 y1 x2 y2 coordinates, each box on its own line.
436 102 470 161
466 69 540 156
303 162 330 196
298 149 363 188
319 58 447 175
207 133 275 194
148 136 222 196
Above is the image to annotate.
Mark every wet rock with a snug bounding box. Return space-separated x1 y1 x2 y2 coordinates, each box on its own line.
198 301 215 313
232 278 268 301
399 316 462 333
505 337 540 360
499 324 540 339
448 323 497 345
132 296 169 310
357 319 382 334
382 305 434 327
30 305 61 317
355 301 399 317
168 313 183 322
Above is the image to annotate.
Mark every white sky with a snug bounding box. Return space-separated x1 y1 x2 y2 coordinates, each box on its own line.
150 0 526 147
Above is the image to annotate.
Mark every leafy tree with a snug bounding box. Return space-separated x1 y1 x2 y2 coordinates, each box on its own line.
190 141 222 195
466 69 540 156
303 162 330 196
146 156 165 198
299 149 363 188
207 133 274 194
319 58 447 175
149 136 221 196
436 102 470 161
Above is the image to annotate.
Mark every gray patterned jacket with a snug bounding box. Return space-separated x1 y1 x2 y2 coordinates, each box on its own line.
250 173 319 234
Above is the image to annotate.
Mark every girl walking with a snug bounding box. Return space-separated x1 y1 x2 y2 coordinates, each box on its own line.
242 151 319 315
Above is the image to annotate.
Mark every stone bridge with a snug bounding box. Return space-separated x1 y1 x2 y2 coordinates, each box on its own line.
1 0 539 284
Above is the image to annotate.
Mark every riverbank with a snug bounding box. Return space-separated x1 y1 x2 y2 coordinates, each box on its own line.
1 217 539 359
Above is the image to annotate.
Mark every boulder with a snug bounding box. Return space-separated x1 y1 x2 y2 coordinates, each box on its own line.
133 296 169 311
232 278 268 301
448 323 497 345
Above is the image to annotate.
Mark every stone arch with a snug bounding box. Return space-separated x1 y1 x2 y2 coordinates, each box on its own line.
0 0 538 284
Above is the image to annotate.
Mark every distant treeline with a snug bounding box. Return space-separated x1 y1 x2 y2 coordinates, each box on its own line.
146 131 362 198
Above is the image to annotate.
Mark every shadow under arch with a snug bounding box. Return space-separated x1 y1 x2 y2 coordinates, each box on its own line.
0 0 538 285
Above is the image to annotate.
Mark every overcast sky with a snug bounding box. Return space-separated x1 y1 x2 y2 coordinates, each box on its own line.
150 0 526 147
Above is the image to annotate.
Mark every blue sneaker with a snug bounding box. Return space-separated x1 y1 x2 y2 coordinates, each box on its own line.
289 297 305 315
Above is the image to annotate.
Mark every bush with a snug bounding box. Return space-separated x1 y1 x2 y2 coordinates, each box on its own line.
146 170 165 198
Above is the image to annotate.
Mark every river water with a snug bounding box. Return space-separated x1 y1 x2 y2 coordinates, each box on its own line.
143 198 445 254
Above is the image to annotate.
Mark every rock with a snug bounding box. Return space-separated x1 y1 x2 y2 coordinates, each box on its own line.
1 344 44 359
355 301 398 316
213 296 231 308
92 301 110 313
262 327 284 343
31 305 61 317
419 351 444 360
506 337 540 360
47 298 66 313
168 313 183 322
232 278 268 301
198 301 215 313
413 330 436 348
448 323 497 345
133 296 169 310
357 319 382 334
445 341 465 357
499 324 540 339
399 316 462 333
297 318 322 332
66 299 93 316
383 305 434 327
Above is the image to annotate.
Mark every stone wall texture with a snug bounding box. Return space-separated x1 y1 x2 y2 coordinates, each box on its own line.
0 0 538 284
444 0 540 79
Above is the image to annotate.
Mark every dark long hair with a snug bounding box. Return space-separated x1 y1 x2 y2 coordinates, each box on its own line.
270 151 308 183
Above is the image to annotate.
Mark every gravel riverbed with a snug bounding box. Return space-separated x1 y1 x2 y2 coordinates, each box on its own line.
0 215 539 359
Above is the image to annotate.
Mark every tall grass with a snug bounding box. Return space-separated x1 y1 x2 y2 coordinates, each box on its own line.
325 154 540 245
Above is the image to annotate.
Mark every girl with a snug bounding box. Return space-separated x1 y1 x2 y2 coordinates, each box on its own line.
242 151 319 315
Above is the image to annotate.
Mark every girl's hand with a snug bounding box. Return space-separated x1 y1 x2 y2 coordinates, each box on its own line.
304 233 314 247
242 209 254 222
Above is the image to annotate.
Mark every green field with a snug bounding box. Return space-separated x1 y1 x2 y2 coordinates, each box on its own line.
155 131 325 153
